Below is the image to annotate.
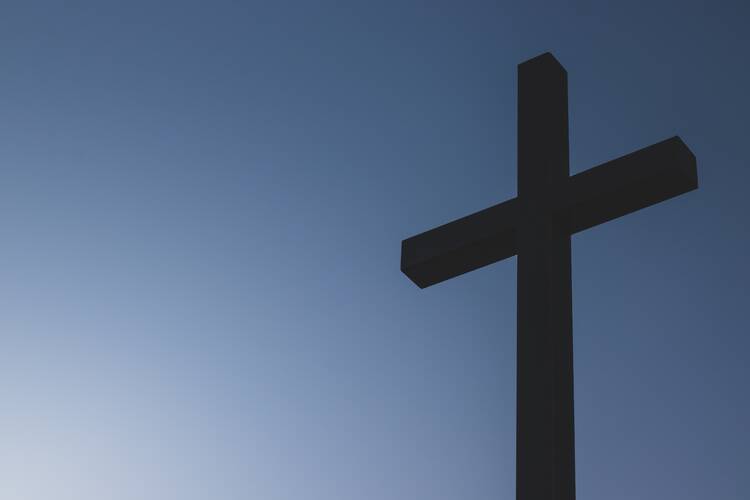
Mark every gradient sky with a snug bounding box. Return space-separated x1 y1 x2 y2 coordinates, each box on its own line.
1 1 748 499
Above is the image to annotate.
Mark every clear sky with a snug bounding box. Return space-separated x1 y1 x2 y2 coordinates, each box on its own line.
1 1 747 499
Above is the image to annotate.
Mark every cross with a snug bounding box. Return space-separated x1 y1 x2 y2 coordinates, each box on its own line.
400 52 698 500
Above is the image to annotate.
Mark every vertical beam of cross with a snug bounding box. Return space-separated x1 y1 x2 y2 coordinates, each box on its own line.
516 53 574 500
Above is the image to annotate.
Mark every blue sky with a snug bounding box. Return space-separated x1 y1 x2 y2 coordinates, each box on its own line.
0 1 747 499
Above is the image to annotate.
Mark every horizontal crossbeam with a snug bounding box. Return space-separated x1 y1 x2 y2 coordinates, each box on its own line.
401 136 697 288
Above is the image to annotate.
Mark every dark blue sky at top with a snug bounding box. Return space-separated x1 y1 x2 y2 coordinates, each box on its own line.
0 1 747 499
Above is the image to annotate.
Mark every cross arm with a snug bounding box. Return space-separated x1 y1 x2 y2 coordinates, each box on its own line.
400 136 697 289
564 136 698 235
401 197 520 288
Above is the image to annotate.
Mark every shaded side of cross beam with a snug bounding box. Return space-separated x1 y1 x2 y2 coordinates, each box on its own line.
400 197 519 288
401 136 697 289
563 136 698 234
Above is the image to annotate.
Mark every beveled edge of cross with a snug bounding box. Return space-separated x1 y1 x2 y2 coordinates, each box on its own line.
401 53 698 289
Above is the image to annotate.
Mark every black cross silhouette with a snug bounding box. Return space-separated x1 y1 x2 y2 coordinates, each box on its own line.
400 52 698 500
